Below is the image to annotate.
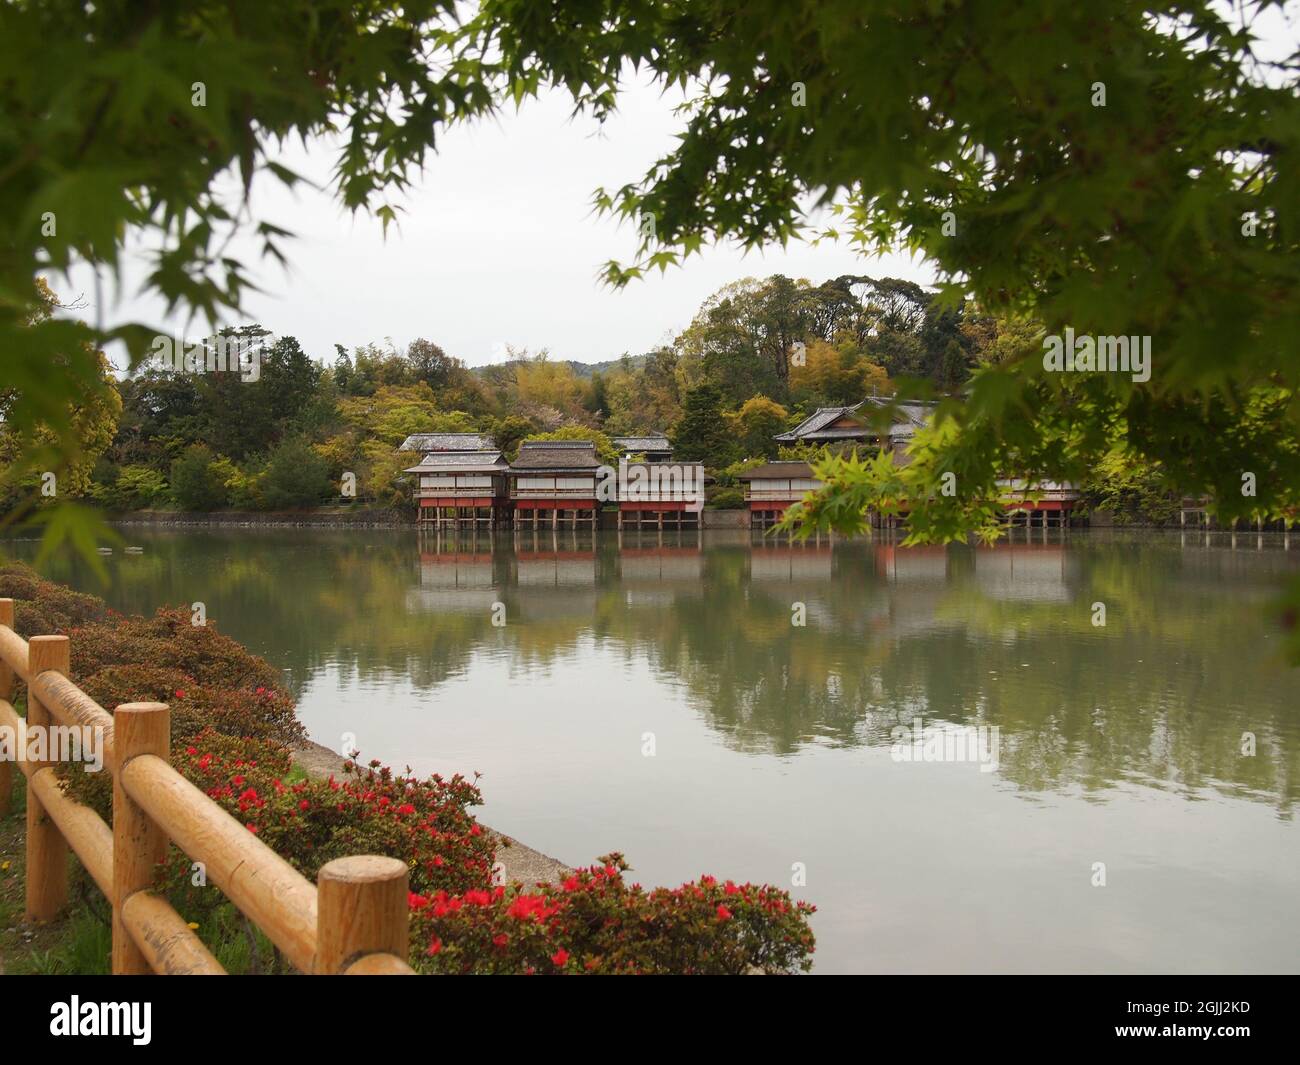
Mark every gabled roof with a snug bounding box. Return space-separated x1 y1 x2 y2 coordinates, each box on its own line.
510 440 603 471
773 406 859 443
612 434 671 453
404 450 507 474
773 397 937 442
398 432 496 453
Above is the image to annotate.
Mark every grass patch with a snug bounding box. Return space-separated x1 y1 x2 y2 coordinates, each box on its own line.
1 776 297 975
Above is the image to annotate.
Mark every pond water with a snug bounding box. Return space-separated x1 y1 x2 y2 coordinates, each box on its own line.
9 526 1299 973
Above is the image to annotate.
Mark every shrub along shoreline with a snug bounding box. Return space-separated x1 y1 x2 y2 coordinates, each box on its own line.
0 563 816 974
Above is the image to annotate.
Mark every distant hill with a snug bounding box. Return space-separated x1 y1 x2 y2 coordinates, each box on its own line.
471 355 646 378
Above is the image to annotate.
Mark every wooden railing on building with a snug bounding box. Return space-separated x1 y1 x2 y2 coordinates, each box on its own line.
0 599 414 976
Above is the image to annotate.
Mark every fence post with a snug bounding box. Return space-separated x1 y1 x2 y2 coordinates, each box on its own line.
25 634 70 921
314 856 409 974
112 702 171 975
0 599 13 818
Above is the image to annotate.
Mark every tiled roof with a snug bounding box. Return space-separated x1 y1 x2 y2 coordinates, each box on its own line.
612 434 671 452
800 426 877 440
773 406 856 442
773 398 937 442
511 440 603 470
398 432 496 452
403 451 507 473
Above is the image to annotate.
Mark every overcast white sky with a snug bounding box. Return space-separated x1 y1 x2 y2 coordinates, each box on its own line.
67 74 929 370
63 2 1296 370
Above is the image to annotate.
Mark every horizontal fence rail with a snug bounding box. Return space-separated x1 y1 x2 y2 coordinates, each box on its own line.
0 599 414 975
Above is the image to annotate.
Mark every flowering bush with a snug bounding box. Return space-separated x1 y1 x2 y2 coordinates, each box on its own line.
156 734 818 974
3 563 819 974
157 731 498 939
410 854 817 975
174 736 494 894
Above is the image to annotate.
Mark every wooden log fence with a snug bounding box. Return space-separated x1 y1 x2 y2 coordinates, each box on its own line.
0 599 414 975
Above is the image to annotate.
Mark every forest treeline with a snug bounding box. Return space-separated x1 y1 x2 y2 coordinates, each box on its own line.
2 273 1166 517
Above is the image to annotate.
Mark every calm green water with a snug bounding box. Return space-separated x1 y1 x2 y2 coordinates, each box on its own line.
9 527 1300 973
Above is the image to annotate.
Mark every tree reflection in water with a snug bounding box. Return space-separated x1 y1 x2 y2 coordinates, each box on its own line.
21 525 1299 814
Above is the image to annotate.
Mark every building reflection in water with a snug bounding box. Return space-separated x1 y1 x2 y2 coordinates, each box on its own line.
389 526 1297 808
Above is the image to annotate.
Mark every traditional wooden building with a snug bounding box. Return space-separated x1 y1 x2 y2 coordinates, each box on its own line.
615 460 705 529
405 450 510 527
611 433 673 462
997 479 1081 528
509 440 602 528
739 461 823 528
774 398 935 451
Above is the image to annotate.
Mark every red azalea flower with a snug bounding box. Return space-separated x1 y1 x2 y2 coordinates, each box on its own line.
506 894 557 921
432 897 462 918
427 937 442 956
716 905 733 921
551 949 569 967
174 689 185 699
493 933 509 948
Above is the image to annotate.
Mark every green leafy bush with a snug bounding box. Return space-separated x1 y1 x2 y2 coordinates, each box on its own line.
170 444 229 511
260 437 333 509
109 465 168 510
1080 448 1181 525
210 455 264 510
707 486 746 510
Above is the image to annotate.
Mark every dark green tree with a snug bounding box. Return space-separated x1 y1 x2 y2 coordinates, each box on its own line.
584 371 609 416
672 385 735 467
261 335 321 430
